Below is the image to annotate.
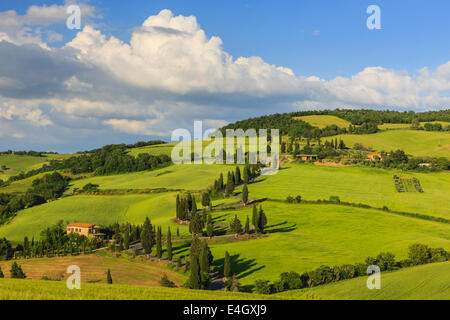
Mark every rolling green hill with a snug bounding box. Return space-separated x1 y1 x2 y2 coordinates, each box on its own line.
67 164 238 193
294 115 351 128
208 201 450 287
0 278 276 300
324 130 450 158
245 164 450 220
275 261 450 300
0 154 71 181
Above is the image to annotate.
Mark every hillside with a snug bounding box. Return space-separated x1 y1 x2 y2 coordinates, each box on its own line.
324 130 450 158
275 261 450 300
294 115 351 128
0 251 187 287
0 278 275 300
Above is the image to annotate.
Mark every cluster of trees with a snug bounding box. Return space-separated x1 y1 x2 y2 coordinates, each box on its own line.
361 149 450 171
140 217 174 261
16 221 103 259
211 165 259 196
254 244 448 294
292 109 450 125
3 142 171 185
423 122 449 131
187 235 213 289
0 172 69 225
51 145 172 175
175 194 214 237
0 150 45 157
282 138 347 158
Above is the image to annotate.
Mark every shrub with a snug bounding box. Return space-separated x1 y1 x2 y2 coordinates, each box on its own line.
408 243 430 265
159 274 176 287
254 280 272 294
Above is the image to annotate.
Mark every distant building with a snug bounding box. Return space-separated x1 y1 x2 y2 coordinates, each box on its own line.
296 154 318 161
418 163 431 167
368 153 382 161
67 223 103 237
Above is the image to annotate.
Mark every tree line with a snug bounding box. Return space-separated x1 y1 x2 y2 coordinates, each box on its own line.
0 172 69 226
254 243 449 294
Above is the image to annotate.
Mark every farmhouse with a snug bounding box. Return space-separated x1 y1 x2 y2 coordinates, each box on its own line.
296 154 318 161
367 153 382 161
67 223 103 237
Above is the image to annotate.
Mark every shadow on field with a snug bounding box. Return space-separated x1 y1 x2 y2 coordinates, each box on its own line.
214 254 265 292
266 221 297 233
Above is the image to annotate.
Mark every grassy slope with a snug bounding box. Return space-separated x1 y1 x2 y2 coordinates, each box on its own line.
276 261 450 300
0 154 71 180
379 121 450 130
246 164 450 220
0 251 187 287
324 130 450 158
67 164 236 193
294 115 351 128
0 192 190 241
0 278 278 300
208 201 450 288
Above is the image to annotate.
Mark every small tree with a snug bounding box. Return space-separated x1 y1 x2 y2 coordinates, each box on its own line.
156 226 162 259
224 251 231 278
167 227 173 261
242 184 249 204
244 216 250 234
0 266 4 278
106 269 113 284
10 262 26 279
141 217 153 256
159 274 176 287
229 215 242 235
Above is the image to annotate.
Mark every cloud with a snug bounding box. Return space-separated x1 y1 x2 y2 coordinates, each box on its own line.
0 1 97 47
0 8 449 151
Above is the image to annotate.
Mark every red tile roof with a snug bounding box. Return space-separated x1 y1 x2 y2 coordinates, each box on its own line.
67 223 93 228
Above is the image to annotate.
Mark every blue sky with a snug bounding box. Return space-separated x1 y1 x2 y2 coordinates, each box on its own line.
0 0 450 152
4 0 450 79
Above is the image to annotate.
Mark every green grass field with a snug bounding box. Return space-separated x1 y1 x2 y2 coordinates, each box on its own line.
208 201 450 288
294 115 351 128
0 278 276 300
245 164 450 220
379 121 450 130
275 261 450 300
67 164 238 193
0 154 72 181
324 130 450 158
0 192 188 241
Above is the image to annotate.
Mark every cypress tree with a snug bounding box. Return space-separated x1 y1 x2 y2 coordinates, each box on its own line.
235 166 241 184
252 205 257 229
106 269 113 284
187 193 193 212
189 256 201 289
141 217 153 255
242 184 248 204
177 227 180 237
10 262 26 279
167 227 173 261
243 166 249 184
176 194 180 219
230 215 242 235
156 226 162 259
258 206 267 233
192 199 197 214
219 173 224 190
244 216 250 234
226 172 234 196
224 251 231 278
199 241 210 273
0 266 4 278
